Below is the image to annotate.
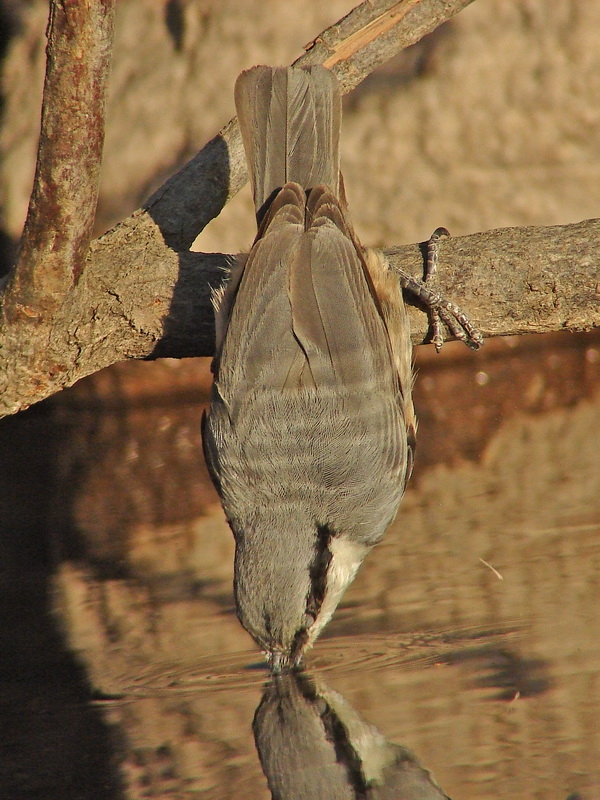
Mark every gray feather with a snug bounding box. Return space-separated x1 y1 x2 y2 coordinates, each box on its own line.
235 66 341 216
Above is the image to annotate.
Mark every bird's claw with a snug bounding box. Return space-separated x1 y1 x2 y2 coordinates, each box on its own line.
398 227 484 352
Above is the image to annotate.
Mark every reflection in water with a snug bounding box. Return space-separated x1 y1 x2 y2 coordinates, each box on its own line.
439 645 552 701
254 671 450 799
1 333 600 797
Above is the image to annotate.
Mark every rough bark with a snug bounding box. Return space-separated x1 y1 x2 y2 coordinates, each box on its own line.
1 0 599 420
0 0 115 414
2 0 115 320
4 215 598 419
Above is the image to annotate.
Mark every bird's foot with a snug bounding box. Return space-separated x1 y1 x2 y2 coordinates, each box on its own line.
399 227 484 353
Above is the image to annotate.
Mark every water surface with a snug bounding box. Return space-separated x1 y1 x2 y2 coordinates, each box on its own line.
1 332 599 798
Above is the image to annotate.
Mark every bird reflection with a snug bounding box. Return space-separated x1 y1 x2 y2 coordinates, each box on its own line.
253 670 451 800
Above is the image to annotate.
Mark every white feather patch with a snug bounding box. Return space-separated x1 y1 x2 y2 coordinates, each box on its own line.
307 537 368 645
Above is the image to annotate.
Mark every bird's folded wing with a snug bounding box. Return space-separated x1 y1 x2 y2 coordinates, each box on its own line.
216 186 400 404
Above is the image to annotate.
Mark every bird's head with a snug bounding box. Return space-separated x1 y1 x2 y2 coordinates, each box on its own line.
232 519 368 672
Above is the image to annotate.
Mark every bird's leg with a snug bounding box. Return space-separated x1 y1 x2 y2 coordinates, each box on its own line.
394 227 484 352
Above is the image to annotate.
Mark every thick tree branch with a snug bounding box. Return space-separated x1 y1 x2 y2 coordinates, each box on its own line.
0 0 115 415
148 218 600 361
1 0 598 421
4 218 598 419
2 0 115 321
385 219 600 338
143 0 476 251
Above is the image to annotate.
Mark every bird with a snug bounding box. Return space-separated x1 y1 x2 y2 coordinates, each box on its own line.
254 670 452 799
202 65 477 672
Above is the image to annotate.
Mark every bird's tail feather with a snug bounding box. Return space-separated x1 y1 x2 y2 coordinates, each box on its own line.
234 65 341 220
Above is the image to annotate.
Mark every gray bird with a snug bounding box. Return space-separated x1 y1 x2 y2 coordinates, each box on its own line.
253 671 452 799
202 65 417 671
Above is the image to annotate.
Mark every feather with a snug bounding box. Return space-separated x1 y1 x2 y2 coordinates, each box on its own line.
235 66 341 217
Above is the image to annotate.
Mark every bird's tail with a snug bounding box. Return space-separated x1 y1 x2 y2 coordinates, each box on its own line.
234 65 341 221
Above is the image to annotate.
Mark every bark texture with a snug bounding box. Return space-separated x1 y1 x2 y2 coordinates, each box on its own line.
1 0 599 419
3 0 115 320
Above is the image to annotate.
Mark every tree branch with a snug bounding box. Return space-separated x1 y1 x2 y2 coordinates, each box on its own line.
6 217 598 419
0 0 115 414
1 0 598 421
142 0 476 252
2 0 115 322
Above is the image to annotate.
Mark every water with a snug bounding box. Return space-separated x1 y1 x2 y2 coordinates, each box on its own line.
1 332 599 798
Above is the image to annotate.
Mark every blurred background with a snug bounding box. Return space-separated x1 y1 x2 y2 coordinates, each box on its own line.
1 1 599 797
